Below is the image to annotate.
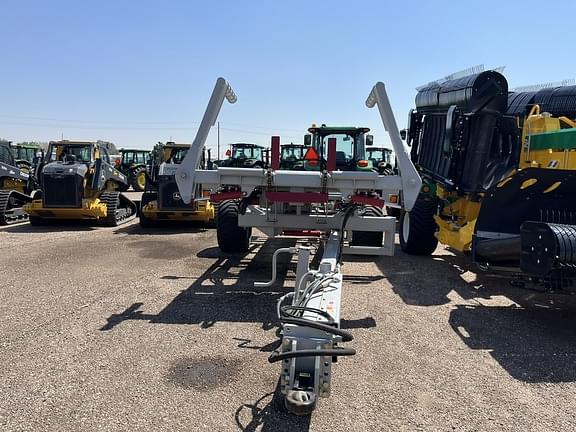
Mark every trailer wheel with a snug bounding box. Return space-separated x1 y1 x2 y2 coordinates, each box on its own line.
399 195 438 255
217 200 251 253
351 206 384 247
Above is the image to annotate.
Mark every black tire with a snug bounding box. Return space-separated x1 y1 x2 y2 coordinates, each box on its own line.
16 161 32 174
399 195 438 255
386 206 401 219
351 206 384 247
139 192 157 228
130 167 146 192
217 200 251 253
28 215 48 226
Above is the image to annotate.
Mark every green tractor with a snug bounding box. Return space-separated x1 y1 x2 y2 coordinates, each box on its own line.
10 142 41 173
303 125 375 171
366 146 395 175
117 148 150 192
280 143 306 170
214 143 268 168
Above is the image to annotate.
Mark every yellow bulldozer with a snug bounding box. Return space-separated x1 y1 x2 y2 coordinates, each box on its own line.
400 70 576 291
139 142 214 227
25 140 137 226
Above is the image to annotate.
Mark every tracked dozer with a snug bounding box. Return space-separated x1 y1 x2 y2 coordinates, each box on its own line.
0 140 38 225
139 142 214 227
24 140 137 226
401 68 576 291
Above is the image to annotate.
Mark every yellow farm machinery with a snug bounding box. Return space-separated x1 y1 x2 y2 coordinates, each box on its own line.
401 68 576 291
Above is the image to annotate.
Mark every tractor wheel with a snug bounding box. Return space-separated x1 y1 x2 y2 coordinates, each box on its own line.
399 195 438 255
130 167 147 192
217 200 251 253
16 161 32 174
351 206 384 247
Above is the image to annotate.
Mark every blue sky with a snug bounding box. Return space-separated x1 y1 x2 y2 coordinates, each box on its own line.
1 1 574 157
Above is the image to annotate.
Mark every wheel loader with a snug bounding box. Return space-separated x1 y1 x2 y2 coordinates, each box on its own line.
0 140 39 225
139 142 214 227
401 68 576 291
24 140 137 226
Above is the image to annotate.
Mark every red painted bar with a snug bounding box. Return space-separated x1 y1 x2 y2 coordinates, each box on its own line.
271 136 280 170
351 194 385 208
210 190 243 202
327 137 337 171
266 191 329 203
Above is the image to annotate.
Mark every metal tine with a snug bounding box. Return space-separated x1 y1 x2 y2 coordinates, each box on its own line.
513 79 576 93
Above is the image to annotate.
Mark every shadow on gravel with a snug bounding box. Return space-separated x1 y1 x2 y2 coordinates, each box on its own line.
234 379 311 432
102 237 377 333
113 222 209 236
377 245 576 382
0 219 97 233
450 302 576 383
101 238 298 330
375 248 498 307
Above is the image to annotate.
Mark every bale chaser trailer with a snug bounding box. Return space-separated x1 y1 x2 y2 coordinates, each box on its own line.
173 78 421 414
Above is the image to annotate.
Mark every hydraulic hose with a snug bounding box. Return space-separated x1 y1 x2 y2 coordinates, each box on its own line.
280 316 354 342
280 305 335 323
268 348 356 363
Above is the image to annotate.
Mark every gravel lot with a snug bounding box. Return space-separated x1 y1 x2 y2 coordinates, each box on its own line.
1 211 576 431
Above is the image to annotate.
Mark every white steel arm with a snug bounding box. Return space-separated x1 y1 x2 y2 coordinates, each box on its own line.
176 77 237 204
366 82 422 211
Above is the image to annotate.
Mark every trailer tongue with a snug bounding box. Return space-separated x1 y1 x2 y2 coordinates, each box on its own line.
174 78 421 414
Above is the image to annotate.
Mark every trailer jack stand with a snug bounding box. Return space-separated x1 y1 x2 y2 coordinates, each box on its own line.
285 389 317 416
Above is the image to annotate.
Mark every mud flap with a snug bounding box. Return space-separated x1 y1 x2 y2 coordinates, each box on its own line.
473 168 576 267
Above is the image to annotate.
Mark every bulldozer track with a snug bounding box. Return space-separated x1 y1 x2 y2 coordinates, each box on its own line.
0 190 31 225
99 191 137 227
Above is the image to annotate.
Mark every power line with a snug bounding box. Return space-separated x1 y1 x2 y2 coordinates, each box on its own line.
0 115 306 134
0 114 201 126
0 120 199 131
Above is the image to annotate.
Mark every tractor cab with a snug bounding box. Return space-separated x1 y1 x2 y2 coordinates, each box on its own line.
46 141 103 165
304 125 374 171
280 143 306 170
215 143 268 168
10 143 41 171
366 146 395 174
163 143 189 165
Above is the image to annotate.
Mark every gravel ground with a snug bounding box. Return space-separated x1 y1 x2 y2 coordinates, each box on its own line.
1 215 576 432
